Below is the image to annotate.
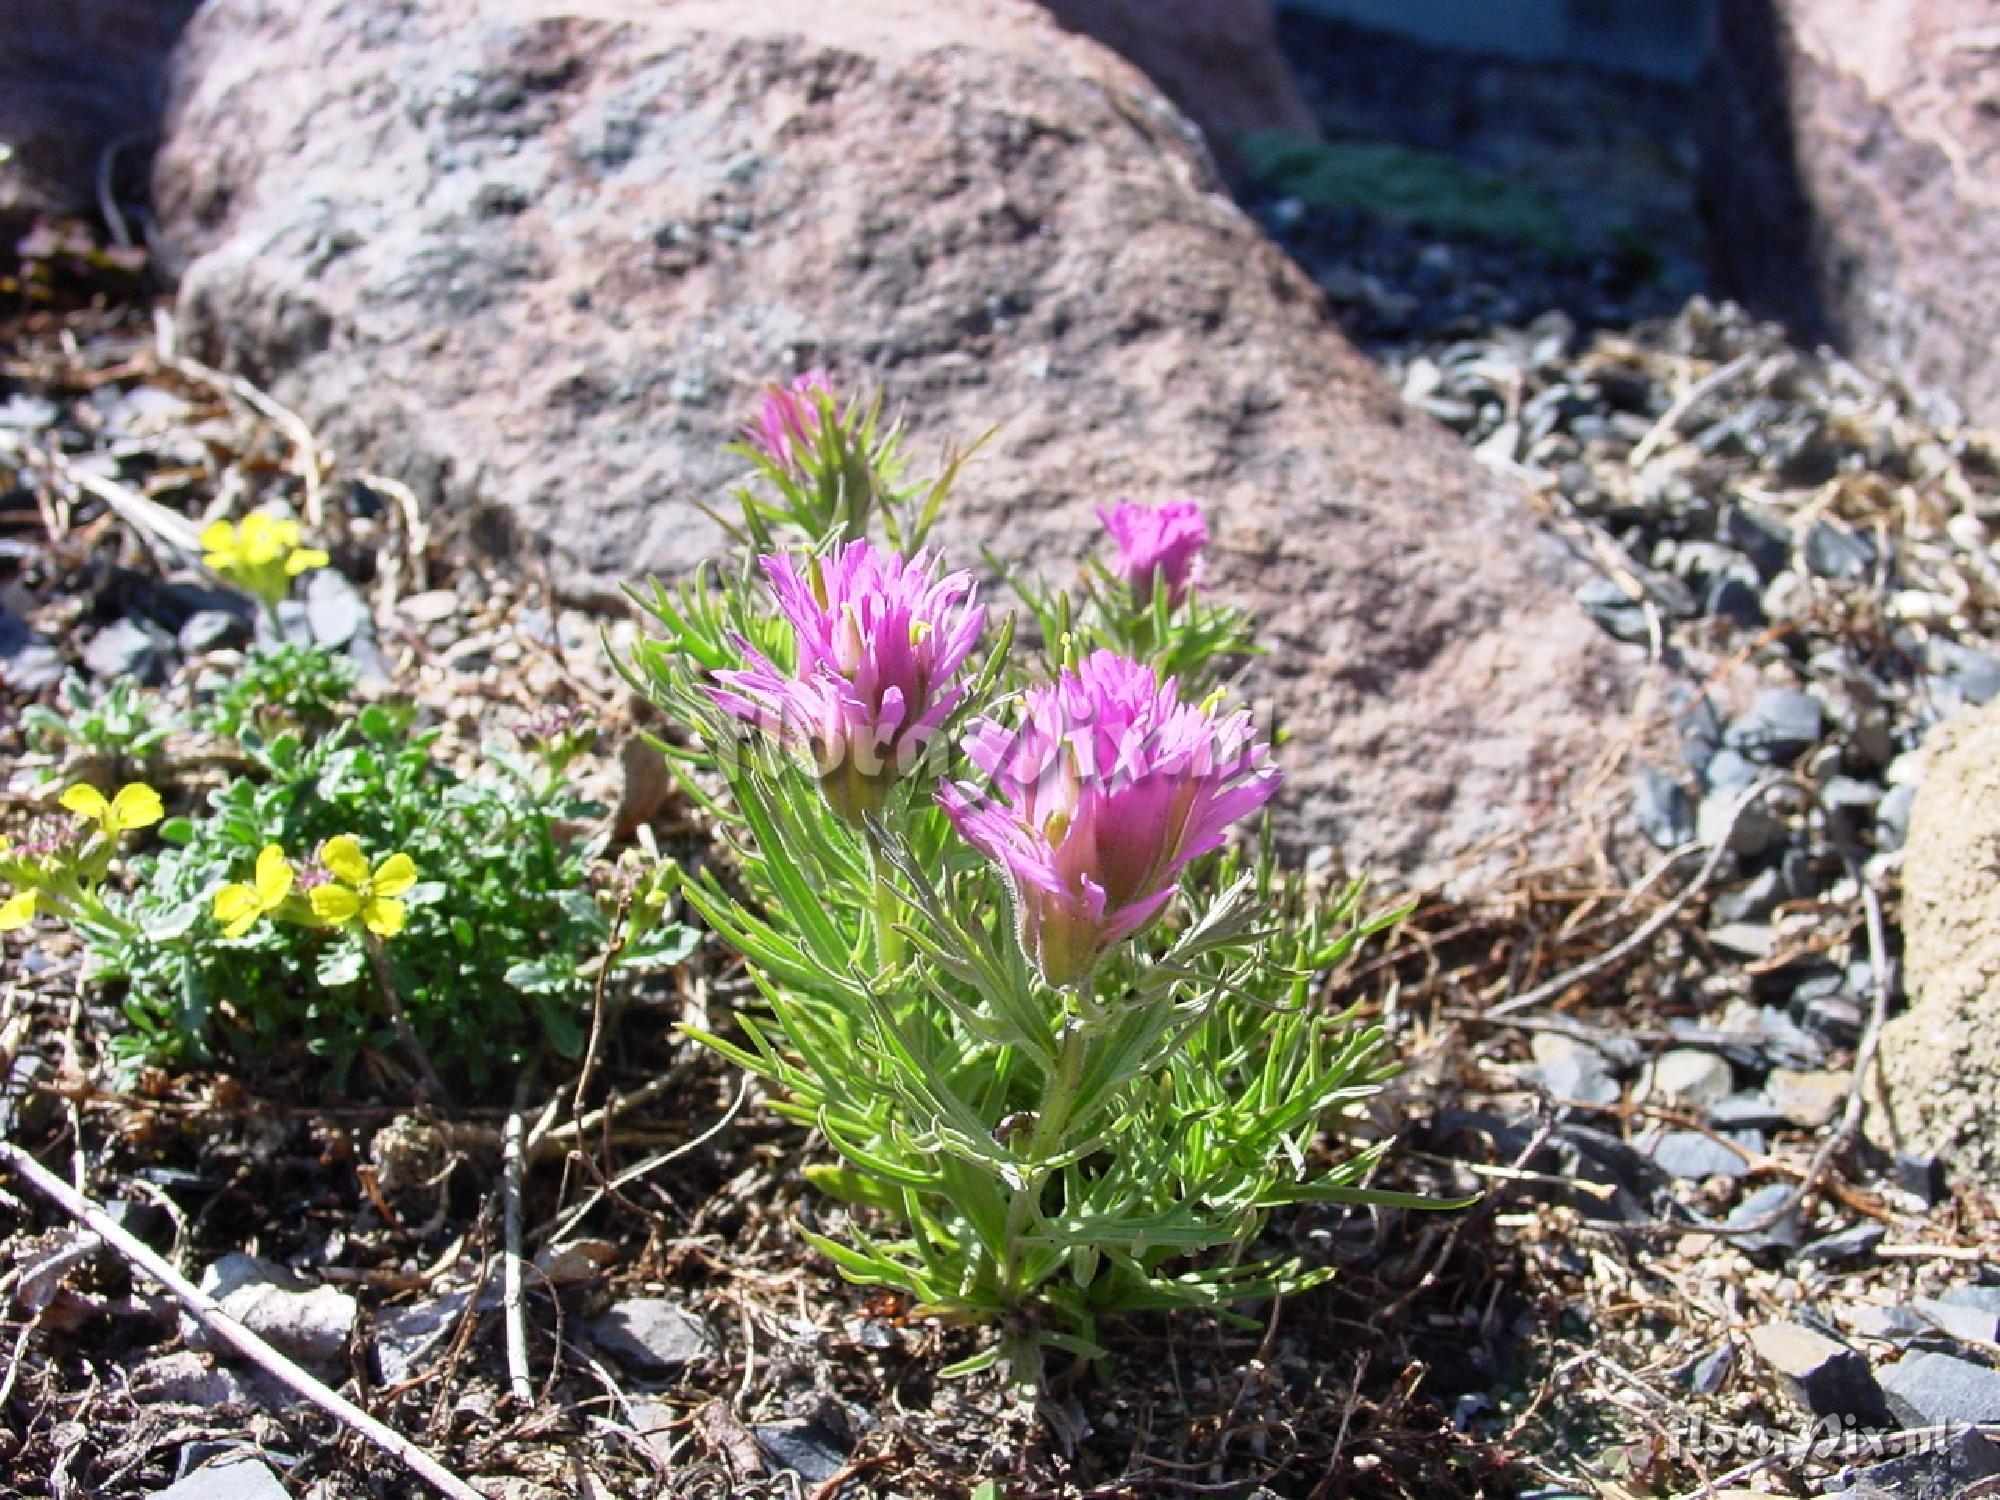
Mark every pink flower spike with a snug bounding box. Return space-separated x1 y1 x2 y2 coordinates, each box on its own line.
711 540 986 824
744 370 833 473
1097 500 1209 605
940 649 1280 989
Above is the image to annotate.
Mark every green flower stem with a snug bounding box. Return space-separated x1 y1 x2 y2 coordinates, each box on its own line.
75 898 140 945
38 883 139 945
570 902 628 1124
865 834 904 973
364 935 448 1103
999 1016 1091 1301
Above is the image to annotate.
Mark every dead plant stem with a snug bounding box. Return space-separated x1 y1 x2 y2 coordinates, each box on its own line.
0 1138 488 1500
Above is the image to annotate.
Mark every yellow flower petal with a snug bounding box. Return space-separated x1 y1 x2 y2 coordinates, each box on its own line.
201 519 238 552
284 547 330 576
371 853 417 898
310 885 363 926
253 844 294 904
0 890 36 931
59 783 110 822
109 783 164 832
214 883 261 938
363 897 406 938
243 514 302 567
320 835 369 886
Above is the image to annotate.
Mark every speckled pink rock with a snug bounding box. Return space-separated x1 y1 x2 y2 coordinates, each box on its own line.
154 0 1640 887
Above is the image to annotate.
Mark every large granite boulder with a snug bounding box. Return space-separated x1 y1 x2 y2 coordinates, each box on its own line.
1036 0 1319 168
1876 700 2000 1187
153 0 1637 887
1702 0 2000 426
0 0 200 239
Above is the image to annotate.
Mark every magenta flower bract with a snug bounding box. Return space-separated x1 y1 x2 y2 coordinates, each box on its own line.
1097 500 1209 605
712 540 986 824
745 370 832 473
939 650 1280 988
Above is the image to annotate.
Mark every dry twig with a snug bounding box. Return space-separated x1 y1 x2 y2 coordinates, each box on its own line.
0 1138 488 1500
503 1099 535 1406
1487 774 1788 1018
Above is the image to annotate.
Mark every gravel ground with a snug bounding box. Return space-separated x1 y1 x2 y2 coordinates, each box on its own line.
1243 23 2000 1498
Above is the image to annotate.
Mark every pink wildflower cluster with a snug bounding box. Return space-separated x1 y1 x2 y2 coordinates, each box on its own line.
711 539 986 824
719 380 1269 985
939 650 1280 988
744 370 832 473
1097 500 1208 606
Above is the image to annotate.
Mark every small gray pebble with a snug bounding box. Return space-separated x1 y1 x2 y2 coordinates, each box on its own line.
1880 1352 2000 1428
754 1421 851 1485
1703 745 1762 794
1875 784 1917 850
1699 790 1787 855
1896 1153 1948 1205
179 610 251 656
1631 765 1695 847
1720 502 1790 579
84 618 173 685
1685 1341 1734 1395
150 1453 290 1500
1924 639 2000 708
1796 1222 1886 1267
1713 868 1783 924
1726 687 1824 763
1913 1293 2000 1347
1576 576 1651 643
1802 519 1876 581
1645 1129 1756 1181
1706 573 1763 629
1726 1182 1805 1256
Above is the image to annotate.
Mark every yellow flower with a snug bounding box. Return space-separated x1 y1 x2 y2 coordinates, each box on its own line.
308 835 417 938
201 513 330 608
60 782 164 837
214 844 295 939
0 888 37 932
201 513 329 577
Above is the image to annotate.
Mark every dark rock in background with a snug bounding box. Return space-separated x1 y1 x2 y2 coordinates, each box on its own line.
1702 0 2000 428
0 0 201 239
1034 0 1321 171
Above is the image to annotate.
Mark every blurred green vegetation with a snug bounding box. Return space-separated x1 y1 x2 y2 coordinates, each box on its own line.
1239 130 1577 256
